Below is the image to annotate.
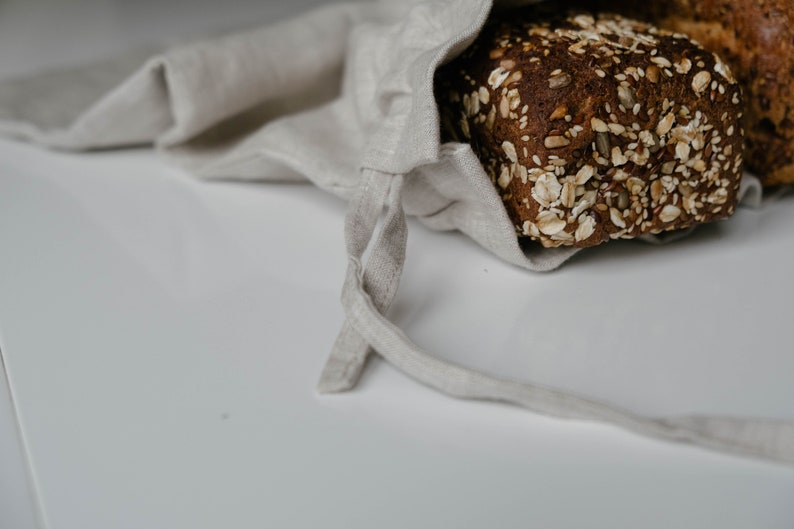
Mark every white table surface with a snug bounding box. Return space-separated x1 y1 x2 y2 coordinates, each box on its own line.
1 1 793 528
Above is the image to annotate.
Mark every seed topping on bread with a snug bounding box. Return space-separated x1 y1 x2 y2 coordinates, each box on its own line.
437 10 744 247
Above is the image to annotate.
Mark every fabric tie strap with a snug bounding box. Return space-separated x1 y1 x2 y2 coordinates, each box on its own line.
319 168 794 465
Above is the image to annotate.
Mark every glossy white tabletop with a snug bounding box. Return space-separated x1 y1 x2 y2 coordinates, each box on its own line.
1 1 793 528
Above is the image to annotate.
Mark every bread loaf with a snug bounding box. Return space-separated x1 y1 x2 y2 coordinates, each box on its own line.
435 8 744 248
594 0 794 186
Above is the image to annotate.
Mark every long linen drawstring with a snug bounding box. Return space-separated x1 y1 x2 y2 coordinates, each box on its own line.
319 168 794 465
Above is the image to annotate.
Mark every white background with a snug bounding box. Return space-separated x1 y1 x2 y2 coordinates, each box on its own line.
1 1 793 528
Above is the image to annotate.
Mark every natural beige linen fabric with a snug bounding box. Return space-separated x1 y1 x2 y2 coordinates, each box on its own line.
0 0 787 463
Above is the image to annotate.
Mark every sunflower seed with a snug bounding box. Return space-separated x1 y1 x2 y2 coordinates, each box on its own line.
617 85 636 109
596 132 611 156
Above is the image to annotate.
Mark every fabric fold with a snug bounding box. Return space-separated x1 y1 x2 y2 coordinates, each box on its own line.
0 2 368 152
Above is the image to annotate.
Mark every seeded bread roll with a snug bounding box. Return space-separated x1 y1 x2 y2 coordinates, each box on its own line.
435 8 744 248
591 0 794 186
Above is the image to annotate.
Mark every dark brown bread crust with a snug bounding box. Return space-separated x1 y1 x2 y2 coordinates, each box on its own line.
436 8 744 248
594 0 794 186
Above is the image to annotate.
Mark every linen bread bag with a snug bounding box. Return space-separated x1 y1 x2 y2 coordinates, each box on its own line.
0 0 789 463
